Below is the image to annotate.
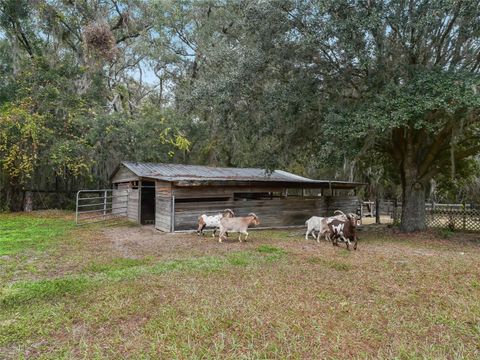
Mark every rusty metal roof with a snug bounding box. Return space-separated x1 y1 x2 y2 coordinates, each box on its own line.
114 161 363 188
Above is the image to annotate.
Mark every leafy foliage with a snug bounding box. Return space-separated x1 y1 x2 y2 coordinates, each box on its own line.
0 0 478 231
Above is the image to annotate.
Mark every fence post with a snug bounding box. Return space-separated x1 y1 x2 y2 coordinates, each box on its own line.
432 200 435 227
171 195 175 232
392 199 397 224
463 202 466 231
359 200 363 225
75 191 80 225
375 198 380 224
103 190 107 221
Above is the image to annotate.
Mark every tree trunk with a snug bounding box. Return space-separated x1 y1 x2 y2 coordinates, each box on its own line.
23 191 33 212
400 162 427 232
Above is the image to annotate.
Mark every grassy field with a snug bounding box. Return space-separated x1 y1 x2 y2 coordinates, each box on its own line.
1 212 479 359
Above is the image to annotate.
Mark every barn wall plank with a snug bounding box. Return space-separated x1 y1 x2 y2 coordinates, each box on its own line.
173 196 359 231
155 181 172 232
112 189 128 216
172 185 285 199
127 189 139 221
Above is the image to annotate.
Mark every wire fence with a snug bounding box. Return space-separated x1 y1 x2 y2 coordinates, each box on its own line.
390 202 480 232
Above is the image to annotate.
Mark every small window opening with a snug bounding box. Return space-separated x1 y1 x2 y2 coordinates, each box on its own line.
175 197 230 203
234 192 281 200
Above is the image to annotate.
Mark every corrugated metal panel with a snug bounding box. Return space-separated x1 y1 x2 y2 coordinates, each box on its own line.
118 161 363 187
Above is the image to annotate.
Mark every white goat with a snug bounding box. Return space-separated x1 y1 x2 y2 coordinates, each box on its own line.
305 216 329 242
218 213 260 243
197 209 235 237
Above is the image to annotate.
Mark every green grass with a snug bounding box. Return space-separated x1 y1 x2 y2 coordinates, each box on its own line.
0 213 73 256
82 257 152 273
1 277 91 306
1 211 480 359
1 251 286 309
256 244 284 254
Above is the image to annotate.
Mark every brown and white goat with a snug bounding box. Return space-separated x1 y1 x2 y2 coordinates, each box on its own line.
327 213 359 250
197 209 235 237
305 210 350 242
218 213 260 243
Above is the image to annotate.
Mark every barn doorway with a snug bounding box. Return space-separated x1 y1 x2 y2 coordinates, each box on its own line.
140 181 156 225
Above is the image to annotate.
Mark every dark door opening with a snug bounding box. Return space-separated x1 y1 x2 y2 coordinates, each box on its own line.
141 181 156 225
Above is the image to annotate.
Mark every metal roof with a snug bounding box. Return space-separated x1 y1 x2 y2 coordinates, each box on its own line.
113 161 364 188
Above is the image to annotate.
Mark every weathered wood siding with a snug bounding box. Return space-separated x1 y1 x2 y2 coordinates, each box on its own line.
328 196 359 215
155 180 172 232
173 196 359 231
112 189 128 216
111 166 138 183
127 189 139 221
172 185 281 199
116 183 130 190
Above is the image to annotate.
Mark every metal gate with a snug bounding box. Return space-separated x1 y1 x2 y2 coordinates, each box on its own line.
75 189 128 225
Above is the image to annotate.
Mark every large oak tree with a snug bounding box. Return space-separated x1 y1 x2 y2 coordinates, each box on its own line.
175 0 480 232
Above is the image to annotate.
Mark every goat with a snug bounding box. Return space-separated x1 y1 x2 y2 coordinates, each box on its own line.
197 209 235 237
218 213 260 243
305 216 329 242
305 210 350 242
327 213 359 250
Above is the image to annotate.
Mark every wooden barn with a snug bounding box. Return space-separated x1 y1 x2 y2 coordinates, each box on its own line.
110 161 364 232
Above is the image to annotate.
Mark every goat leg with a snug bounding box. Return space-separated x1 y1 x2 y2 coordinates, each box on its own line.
197 223 206 236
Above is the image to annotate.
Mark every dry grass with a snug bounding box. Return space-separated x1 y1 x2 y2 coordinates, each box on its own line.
1 212 479 359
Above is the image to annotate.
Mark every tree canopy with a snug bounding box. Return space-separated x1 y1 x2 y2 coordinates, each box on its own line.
0 0 479 231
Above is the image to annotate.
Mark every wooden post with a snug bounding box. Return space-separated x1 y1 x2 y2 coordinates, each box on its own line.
392 199 396 224
171 195 175 232
375 198 380 224
103 190 107 220
359 200 363 225
138 180 142 224
463 202 466 231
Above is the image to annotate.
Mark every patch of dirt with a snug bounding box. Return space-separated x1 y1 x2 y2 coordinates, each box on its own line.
100 225 480 262
101 226 267 260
